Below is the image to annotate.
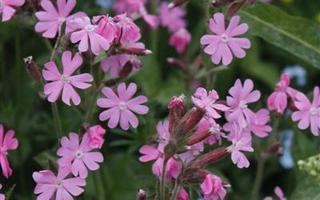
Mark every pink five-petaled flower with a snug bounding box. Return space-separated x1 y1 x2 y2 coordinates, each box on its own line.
33 167 86 200
0 124 18 178
86 125 106 149
35 0 86 38
42 51 93 106
97 82 149 130
70 16 111 55
227 125 254 168
200 13 251 65
200 174 227 200
169 28 191 54
226 79 261 123
57 132 104 179
192 87 229 119
159 2 186 33
268 73 299 114
292 87 320 136
0 0 24 22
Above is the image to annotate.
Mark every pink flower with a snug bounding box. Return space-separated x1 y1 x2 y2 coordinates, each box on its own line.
169 28 191 54
113 0 159 29
292 87 320 136
245 109 272 138
92 15 116 44
177 187 189 200
139 145 162 162
42 51 93 106
165 157 182 180
57 132 104 178
0 124 18 178
35 0 86 38
33 167 86 200
264 186 286 200
226 79 261 122
86 125 106 149
268 74 299 113
227 126 254 168
200 174 227 200
156 120 171 152
192 87 229 119
70 16 111 55
100 54 141 78
97 82 149 130
0 0 25 22
200 13 251 65
179 142 204 163
114 14 141 45
159 2 186 32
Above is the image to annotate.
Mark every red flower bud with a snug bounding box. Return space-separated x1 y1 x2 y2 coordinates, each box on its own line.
190 147 228 168
168 95 186 132
174 107 204 138
168 0 190 8
24 56 42 81
187 130 211 146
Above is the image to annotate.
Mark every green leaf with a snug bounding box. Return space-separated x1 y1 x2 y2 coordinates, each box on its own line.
239 3 320 68
291 174 320 200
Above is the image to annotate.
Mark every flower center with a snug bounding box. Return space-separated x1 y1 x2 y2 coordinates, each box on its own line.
239 100 248 109
60 75 70 83
85 24 97 32
55 179 63 188
58 17 66 23
118 101 127 110
209 125 220 134
220 34 229 43
75 150 84 159
310 107 318 116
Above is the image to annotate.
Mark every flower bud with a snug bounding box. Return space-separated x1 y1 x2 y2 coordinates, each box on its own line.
167 57 188 73
267 142 283 156
174 107 205 138
182 169 209 183
24 56 42 81
227 0 247 16
168 95 186 132
187 130 211 146
119 62 133 78
189 147 228 168
137 189 146 200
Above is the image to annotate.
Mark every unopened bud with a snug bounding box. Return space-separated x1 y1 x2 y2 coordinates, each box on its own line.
120 47 152 56
119 62 133 78
167 57 188 73
187 130 211 146
168 95 186 132
24 56 42 81
168 0 189 8
190 147 228 168
227 0 247 16
137 189 146 200
174 107 205 138
183 169 209 183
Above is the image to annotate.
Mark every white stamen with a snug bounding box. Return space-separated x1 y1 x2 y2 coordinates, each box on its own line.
75 150 84 159
310 107 318 116
239 100 248 109
220 34 229 43
85 24 97 32
118 101 127 110
60 75 70 83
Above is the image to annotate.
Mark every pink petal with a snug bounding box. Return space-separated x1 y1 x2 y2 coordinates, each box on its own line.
44 81 63 103
69 74 93 89
101 87 119 101
62 84 81 106
57 0 76 17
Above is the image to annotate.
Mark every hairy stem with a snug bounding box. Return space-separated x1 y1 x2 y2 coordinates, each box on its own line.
250 154 266 200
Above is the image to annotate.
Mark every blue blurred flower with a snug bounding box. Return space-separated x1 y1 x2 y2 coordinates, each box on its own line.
96 0 114 9
279 129 294 169
283 65 307 86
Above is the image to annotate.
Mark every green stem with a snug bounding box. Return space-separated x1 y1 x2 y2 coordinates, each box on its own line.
250 154 266 200
51 103 63 140
159 156 167 200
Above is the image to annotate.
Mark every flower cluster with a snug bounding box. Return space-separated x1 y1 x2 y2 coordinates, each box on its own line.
139 78 272 199
33 125 106 200
268 73 320 136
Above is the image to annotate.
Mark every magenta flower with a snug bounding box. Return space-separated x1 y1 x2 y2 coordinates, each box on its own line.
35 0 86 38
226 79 261 122
0 0 24 22
192 87 229 119
57 132 104 178
227 126 253 168
97 82 149 130
100 54 141 78
245 109 272 138
156 120 170 152
42 51 93 106
86 125 106 149
70 16 111 55
159 2 186 32
268 74 299 114
114 14 141 45
177 187 189 200
200 13 251 65
139 145 162 162
264 186 286 200
33 167 86 200
0 124 18 178
292 87 320 136
200 174 227 200
169 28 191 54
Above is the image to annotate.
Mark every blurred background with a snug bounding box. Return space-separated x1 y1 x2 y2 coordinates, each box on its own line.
0 0 320 199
